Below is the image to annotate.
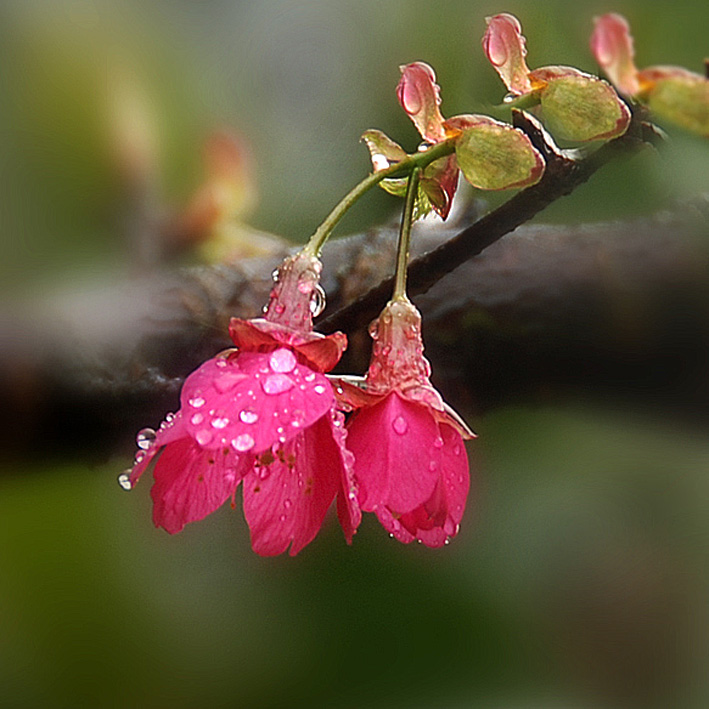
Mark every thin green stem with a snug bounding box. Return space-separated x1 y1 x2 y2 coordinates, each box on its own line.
392 166 421 301
303 138 455 256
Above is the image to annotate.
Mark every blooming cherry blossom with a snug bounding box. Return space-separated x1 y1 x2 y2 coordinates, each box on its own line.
335 298 474 547
124 251 360 555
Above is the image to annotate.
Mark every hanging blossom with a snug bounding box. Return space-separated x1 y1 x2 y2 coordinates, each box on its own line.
362 61 544 220
483 13 631 142
121 251 360 556
591 13 709 137
334 298 474 547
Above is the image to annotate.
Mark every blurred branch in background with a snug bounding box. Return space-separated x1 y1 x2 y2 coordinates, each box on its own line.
1 190 706 463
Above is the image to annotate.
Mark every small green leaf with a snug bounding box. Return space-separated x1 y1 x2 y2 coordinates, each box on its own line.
647 76 709 137
361 129 407 171
454 121 544 190
540 74 630 142
379 177 408 197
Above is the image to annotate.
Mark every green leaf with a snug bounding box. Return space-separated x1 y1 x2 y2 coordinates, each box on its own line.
648 76 709 137
454 120 544 190
540 74 630 142
361 129 407 171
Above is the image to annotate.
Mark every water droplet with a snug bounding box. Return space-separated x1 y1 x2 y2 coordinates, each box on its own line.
191 413 204 426
453 444 461 456
165 412 175 423
309 285 326 317
274 303 285 314
269 348 297 373
304 372 316 382
189 396 205 408
429 460 438 472
284 499 292 509
117 472 132 491
444 539 450 546
262 374 294 395
392 415 408 435
271 267 280 282
134 451 146 464
368 319 379 339
278 514 287 522
314 385 326 395
212 416 229 429
239 409 258 424
215 358 227 368
196 429 213 446
136 427 156 450
232 433 254 452
433 436 444 449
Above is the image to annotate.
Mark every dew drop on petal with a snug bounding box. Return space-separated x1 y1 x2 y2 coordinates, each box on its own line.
136 428 156 450
313 385 326 395
392 415 408 435
429 460 438 472
304 372 316 382
239 409 259 424
279 514 287 522
189 396 205 408
232 433 255 452
117 471 132 491
191 413 204 426
269 348 297 373
271 268 280 282
274 303 286 314
453 444 462 456
433 436 444 449
212 416 230 429
262 374 294 395
196 429 213 446
284 499 292 509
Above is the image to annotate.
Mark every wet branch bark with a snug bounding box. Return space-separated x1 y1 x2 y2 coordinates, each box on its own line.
0 112 707 464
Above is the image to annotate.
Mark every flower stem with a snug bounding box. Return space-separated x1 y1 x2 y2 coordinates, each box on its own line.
303 138 455 256
392 166 421 301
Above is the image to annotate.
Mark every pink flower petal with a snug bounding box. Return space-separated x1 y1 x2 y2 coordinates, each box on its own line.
229 318 347 373
590 13 640 96
181 350 333 454
483 13 533 95
242 413 347 556
376 423 470 547
396 62 448 143
151 437 247 534
347 392 441 514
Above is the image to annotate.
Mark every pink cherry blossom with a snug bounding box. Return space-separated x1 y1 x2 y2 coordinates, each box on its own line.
335 298 474 547
124 251 360 554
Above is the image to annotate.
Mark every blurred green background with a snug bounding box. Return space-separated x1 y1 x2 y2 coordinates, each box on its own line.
1 1 709 707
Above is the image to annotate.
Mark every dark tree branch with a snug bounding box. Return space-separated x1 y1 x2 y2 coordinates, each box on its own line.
318 109 660 334
0 110 706 465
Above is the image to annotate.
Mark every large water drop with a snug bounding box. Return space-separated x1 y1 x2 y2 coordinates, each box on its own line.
262 374 294 395
232 433 255 452
136 428 156 450
269 348 297 373
239 409 259 424
117 472 132 491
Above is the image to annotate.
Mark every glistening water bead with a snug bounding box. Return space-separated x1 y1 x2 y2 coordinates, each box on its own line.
117 472 132 490
136 428 156 450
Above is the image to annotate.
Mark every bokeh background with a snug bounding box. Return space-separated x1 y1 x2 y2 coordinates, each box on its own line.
1 1 709 707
